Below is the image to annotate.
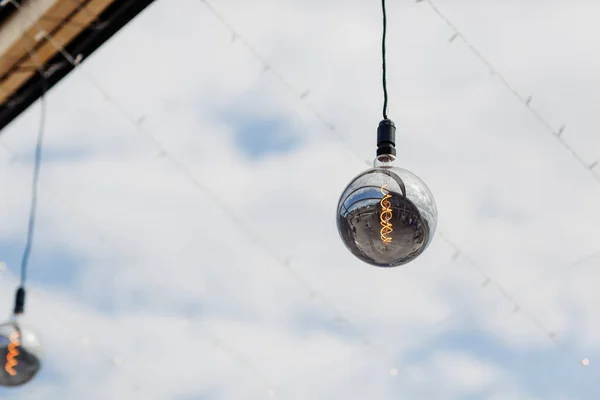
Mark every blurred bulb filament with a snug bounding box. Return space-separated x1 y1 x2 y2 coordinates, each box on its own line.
379 185 393 245
5 332 20 376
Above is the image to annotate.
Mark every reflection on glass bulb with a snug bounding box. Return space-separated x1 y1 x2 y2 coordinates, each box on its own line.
0 321 43 387
337 155 438 267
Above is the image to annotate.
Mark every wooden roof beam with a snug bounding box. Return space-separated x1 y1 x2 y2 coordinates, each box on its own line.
0 0 116 103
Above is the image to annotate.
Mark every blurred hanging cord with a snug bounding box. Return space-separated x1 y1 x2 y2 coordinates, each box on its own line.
4 0 49 317
420 0 600 184
17 70 46 292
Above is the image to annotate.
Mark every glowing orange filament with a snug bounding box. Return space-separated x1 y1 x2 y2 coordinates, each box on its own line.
5 332 20 376
379 185 393 245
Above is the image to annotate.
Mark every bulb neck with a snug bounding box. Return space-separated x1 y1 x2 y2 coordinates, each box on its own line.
376 119 396 157
373 154 396 168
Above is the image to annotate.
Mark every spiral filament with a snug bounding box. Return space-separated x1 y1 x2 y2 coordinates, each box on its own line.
5 331 20 376
379 185 393 245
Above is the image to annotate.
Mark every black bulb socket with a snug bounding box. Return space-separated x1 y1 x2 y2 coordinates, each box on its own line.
13 287 25 315
376 119 396 156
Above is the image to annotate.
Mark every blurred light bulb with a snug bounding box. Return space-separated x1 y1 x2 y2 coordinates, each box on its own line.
0 321 43 387
337 154 438 267
581 358 590 366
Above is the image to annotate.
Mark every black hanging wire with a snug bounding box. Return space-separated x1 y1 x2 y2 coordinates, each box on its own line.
381 0 389 119
13 71 47 317
376 0 397 158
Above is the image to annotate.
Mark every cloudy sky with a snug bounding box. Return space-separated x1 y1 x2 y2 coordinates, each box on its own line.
1 0 600 398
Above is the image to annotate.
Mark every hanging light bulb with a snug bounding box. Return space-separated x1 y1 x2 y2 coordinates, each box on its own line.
0 288 43 387
337 121 437 267
0 67 48 387
336 1 438 267
0 319 43 387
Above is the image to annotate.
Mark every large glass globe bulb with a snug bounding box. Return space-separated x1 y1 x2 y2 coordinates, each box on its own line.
337 154 438 267
0 320 43 387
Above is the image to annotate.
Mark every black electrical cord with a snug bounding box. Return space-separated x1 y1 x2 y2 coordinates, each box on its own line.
376 0 396 157
381 0 388 120
13 72 47 316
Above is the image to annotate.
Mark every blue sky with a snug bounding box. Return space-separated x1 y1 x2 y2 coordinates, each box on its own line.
1 0 600 399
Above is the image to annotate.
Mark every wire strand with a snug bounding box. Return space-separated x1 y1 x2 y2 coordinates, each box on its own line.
422 0 600 185
381 0 389 119
198 0 369 165
18 74 47 287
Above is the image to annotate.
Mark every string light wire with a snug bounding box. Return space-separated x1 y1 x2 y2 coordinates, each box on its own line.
197 0 368 165
421 0 600 184
505 249 600 297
